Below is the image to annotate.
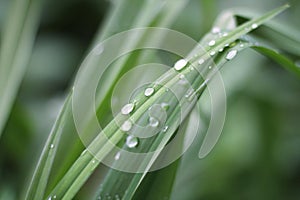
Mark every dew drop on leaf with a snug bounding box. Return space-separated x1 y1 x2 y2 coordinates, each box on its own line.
121 120 132 132
114 152 121 160
121 103 135 115
126 135 139 148
211 27 221 34
208 40 216 46
226 49 238 60
210 51 216 56
50 144 54 149
251 23 258 29
198 58 205 65
174 59 188 71
144 87 154 97
162 126 169 132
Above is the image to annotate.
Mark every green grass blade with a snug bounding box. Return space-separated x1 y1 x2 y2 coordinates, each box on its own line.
0 0 43 137
24 93 72 200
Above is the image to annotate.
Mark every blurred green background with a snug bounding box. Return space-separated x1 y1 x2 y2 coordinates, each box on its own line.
0 0 299 199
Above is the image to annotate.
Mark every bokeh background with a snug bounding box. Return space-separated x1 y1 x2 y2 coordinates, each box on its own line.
0 0 299 199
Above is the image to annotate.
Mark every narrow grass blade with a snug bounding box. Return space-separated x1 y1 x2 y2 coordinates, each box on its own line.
24 93 72 200
0 0 43 137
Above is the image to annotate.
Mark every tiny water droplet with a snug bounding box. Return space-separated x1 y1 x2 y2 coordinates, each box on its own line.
185 89 194 98
218 48 224 52
126 135 139 148
212 27 221 33
208 66 212 69
162 126 169 132
53 195 56 199
198 58 205 65
121 103 135 115
174 59 188 71
161 102 169 110
225 43 229 47
149 117 159 127
210 51 216 56
222 32 228 37
50 144 54 149
226 49 238 61
251 23 258 29
179 74 185 79
144 87 154 97
115 194 121 200
114 152 121 160
92 160 96 164
48 197 52 200
121 120 132 132
208 40 216 46
189 66 194 71
179 74 188 85
240 43 244 48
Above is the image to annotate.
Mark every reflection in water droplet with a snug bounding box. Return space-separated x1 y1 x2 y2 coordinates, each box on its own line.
149 117 159 127
144 87 154 97
208 40 216 46
174 59 188 71
121 103 135 115
251 23 258 29
121 120 132 132
198 59 205 65
114 152 121 160
226 49 238 61
162 126 169 132
126 135 139 148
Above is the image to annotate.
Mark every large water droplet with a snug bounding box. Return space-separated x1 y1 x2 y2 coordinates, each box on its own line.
198 58 205 65
121 120 132 132
149 117 159 127
121 103 135 115
226 49 238 61
251 23 258 29
208 40 216 46
144 87 154 97
126 135 139 148
114 152 121 160
174 59 188 71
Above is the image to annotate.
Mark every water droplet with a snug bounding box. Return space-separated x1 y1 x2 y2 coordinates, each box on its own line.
251 23 258 29
174 59 188 71
189 66 194 71
121 103 135 115
198 59 205 65
126 135 139 148
210 51 216 56
225 43 229 47
222 32 228 37
114 152 121 160
92 160 96 164
53 195 56 199
115 194 121 200
218 48 224 52
144 87 154 97
208 66 212 69
179 74 188 85
240 43 244 48
226 49 238 61
149 117 159 127
161 102 169 110
162 126 169 132
208 40 216 46
179 74 185 79
212 27 221 33
50 144 54 149
185 88 194 98
121 120 132 132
